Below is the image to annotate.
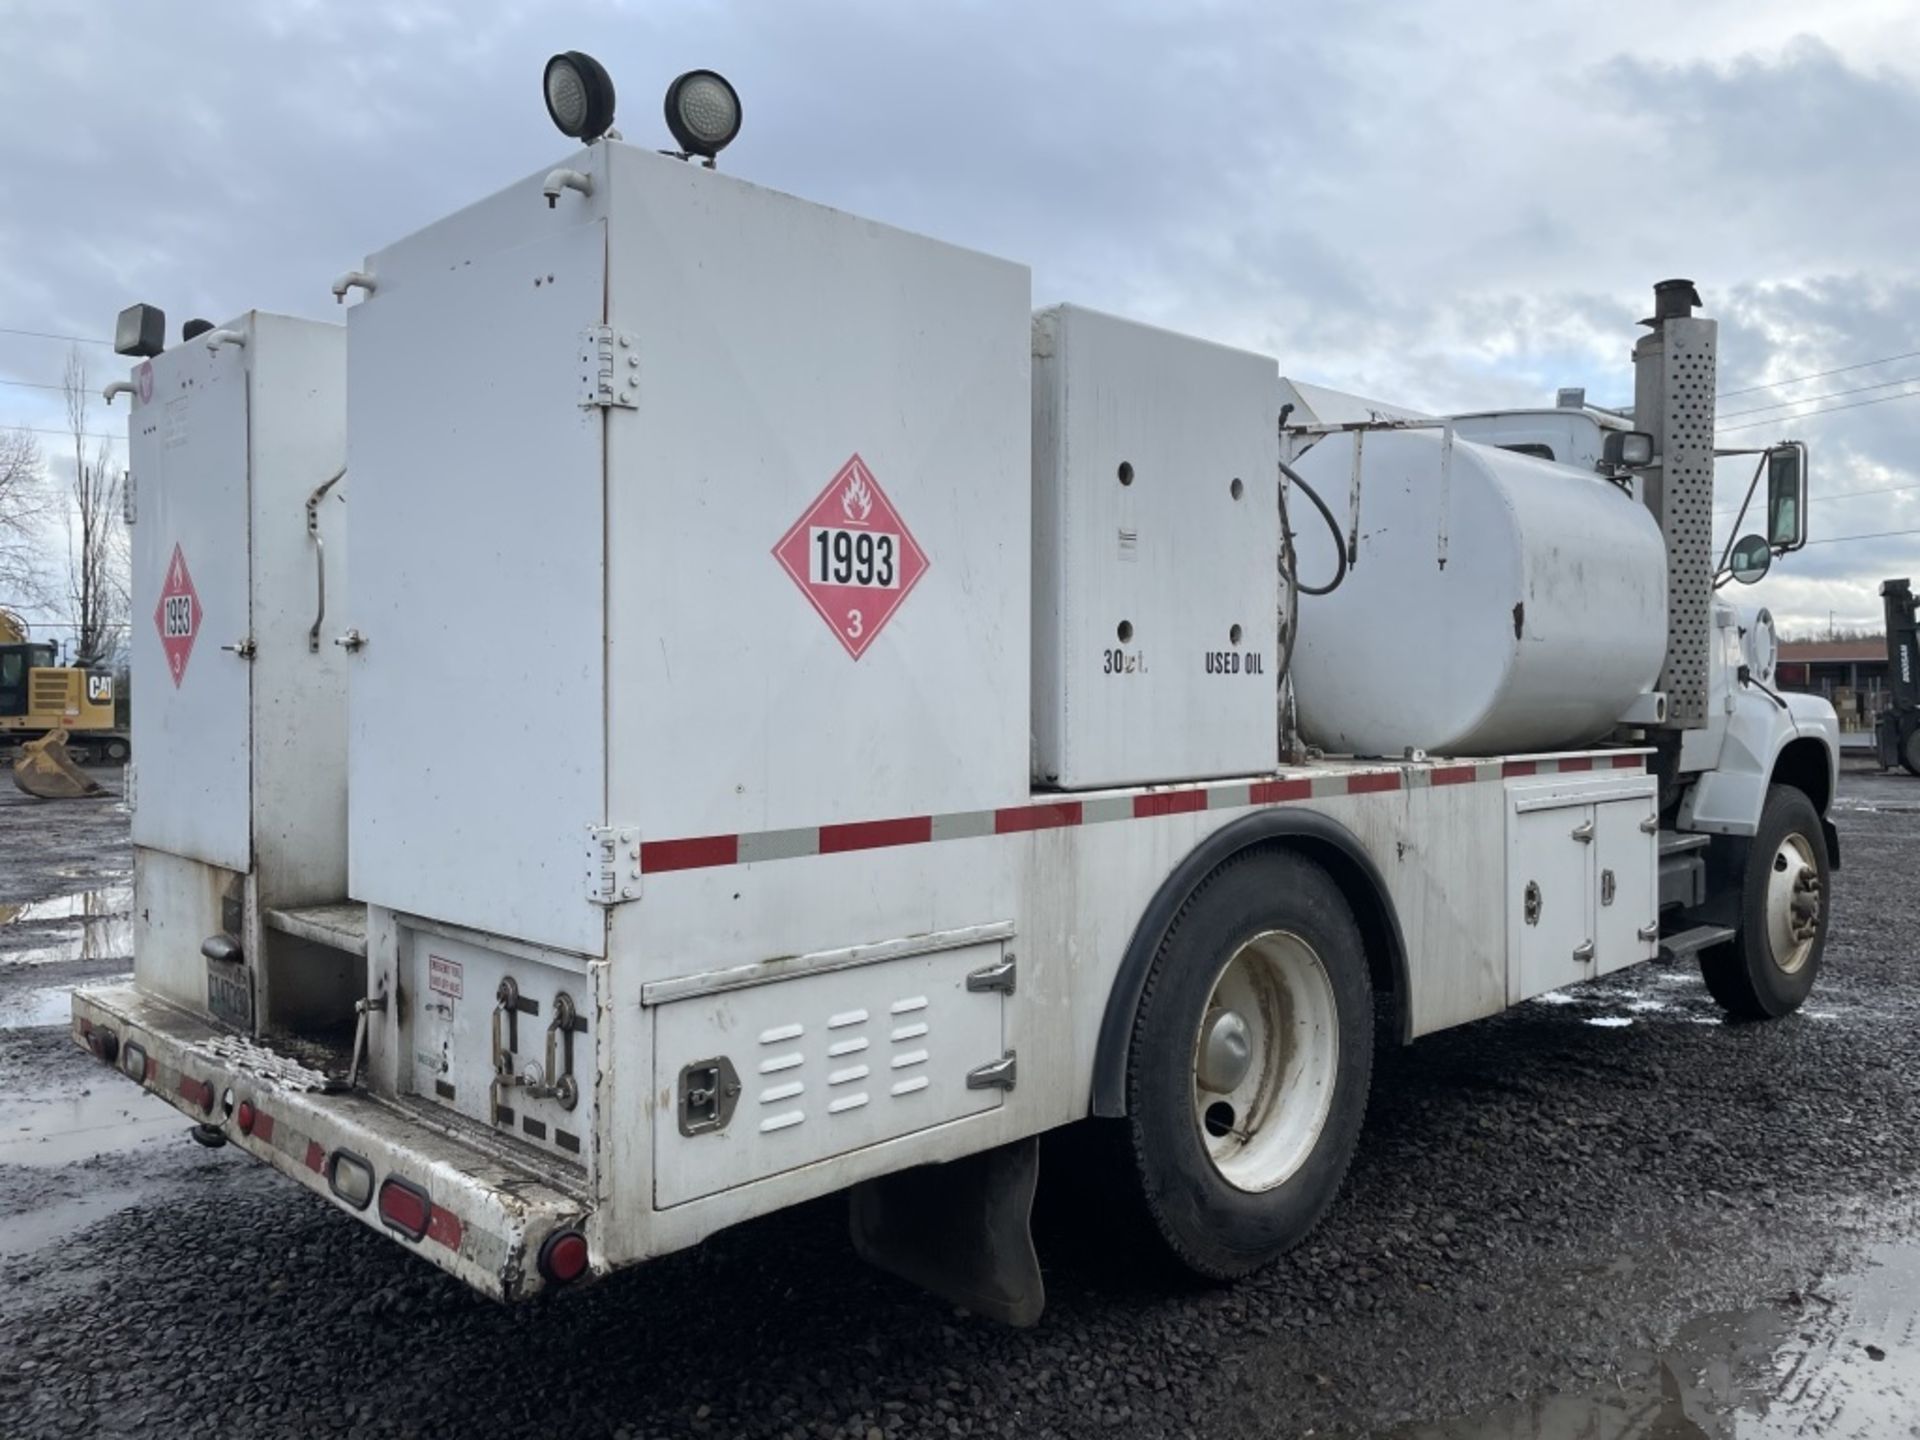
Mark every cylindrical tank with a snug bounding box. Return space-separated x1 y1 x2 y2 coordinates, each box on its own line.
1289 428 1667 756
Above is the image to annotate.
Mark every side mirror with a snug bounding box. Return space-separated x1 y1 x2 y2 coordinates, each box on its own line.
1729 533 1772 585
1602 430 1655 468
1766 441 1807 551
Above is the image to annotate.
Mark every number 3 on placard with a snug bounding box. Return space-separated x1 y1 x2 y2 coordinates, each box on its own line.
846 609 864 639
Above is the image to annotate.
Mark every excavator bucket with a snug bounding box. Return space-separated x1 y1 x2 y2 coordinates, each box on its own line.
11 729 106 800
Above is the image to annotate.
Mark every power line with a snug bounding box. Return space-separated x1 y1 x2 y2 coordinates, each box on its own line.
1714 480 1920 517
1717 372 1920 420
1718 349 1920 399
0 377 68 392
1717 387 1920 434
0 325 111 347
5 425 120 443
1801 525 1920 547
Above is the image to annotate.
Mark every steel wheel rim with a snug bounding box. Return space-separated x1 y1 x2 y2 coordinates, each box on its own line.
1190 929 1339 1193
1764 832 1821 975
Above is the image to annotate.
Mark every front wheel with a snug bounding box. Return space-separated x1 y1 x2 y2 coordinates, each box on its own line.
1122 849 1373 1280
1700 784 1830 1018
1902 724 1920 779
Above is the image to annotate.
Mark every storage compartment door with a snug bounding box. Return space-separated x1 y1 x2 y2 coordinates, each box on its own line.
346 222 608 957
129 338 252 870
651 935 1011 1209
1508 798 1595 1000
1593 793 1659 974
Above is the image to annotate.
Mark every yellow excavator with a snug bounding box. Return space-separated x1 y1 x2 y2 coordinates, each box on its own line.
1 609 125 799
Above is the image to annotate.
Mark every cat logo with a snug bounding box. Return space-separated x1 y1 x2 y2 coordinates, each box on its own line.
87 674 113 704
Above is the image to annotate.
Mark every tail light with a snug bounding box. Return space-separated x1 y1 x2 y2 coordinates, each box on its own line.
235 1100 257 1135
377 1177 432 1242
328 1150 374 1210
537 1228 590 1286
121 1041 148 1083
179 1076 215 1113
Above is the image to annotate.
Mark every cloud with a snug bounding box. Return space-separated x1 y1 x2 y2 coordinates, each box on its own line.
0 0 1913 633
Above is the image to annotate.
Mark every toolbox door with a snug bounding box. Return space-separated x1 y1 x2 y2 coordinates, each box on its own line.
129 337 253 872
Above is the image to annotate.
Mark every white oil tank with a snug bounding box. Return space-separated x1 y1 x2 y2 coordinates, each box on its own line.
1289 428 1667 756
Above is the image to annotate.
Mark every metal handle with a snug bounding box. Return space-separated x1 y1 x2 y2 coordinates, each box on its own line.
966 1051 1018 1091
1571 819 1595 843
305 468 345 652
966 957 1017 995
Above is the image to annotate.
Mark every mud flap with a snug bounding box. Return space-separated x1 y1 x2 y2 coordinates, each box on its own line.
848 1135 1044 1327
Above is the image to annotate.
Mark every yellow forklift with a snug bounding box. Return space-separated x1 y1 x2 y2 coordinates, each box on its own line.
1 609 127 797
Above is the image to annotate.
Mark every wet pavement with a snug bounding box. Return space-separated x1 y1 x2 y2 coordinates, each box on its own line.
3 765 1919 1438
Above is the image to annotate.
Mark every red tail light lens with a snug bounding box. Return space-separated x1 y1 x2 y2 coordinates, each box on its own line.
179 1076 215 1113
377 1177 433 1242
235 1101 257 1135
538 1228 590 1285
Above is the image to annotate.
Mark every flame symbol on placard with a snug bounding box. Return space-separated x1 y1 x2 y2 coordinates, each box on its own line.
841 471 874 523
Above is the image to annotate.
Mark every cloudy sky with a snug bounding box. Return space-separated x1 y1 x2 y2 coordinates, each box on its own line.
2 0 1915 635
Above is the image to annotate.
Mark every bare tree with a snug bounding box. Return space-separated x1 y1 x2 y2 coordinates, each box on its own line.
62 349 127 664
0 427 48 604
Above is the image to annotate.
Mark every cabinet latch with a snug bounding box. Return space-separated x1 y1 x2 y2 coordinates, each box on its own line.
678 1056 741 1136
966 1051 1018 1092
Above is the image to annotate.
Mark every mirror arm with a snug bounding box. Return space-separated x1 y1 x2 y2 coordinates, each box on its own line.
1716 451 1772 578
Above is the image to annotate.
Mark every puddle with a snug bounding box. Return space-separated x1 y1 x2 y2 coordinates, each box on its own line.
1390 1239 1920 1438
0 881 133 967
0 973 131 1029
0 1182 148 1258
0 1069 177 1168
0 882 131 925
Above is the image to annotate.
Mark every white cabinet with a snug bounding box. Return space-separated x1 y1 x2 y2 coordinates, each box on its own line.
1506 775 1659 1001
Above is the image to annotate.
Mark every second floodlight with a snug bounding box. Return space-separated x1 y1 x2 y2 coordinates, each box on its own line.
664 69 741 160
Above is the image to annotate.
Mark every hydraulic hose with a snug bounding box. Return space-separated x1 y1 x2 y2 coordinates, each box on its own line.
1278 457 1347 598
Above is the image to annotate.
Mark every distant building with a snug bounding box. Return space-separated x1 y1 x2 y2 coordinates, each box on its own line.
1776 638 1887 733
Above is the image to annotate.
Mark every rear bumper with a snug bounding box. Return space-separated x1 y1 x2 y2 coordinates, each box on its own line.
70 982 590 1301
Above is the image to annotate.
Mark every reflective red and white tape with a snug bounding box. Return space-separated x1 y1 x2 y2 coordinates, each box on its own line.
640 752 1648 875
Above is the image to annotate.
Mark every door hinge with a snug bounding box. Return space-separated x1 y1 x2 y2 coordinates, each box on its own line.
580 325 638 410
1638 923 1659 942
122 472 136 526
586 825 640 905
1571 818 1595 843
966 954 1017 994
1639 815 1659 834
966 1050 1018 1091
220 637 257 659
1572 939 1596 964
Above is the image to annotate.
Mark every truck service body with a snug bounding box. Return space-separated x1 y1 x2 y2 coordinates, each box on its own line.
74 98 1838 1322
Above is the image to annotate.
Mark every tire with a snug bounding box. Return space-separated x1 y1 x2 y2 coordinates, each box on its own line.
1122 849 1373 1280
1699 784 1829 1019
1902 724 1920 779
101 737 130 765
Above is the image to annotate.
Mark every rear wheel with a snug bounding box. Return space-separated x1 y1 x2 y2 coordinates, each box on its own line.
1123 850 1373 1280
1700 784 1829 1018
100 737 130 765
1902 724 1920 779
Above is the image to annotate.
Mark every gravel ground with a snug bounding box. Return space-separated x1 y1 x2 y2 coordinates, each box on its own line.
2 767 1918 1438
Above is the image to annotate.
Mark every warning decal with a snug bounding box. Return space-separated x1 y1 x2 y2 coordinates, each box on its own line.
153 542 203 688
427 954 463 1001
772 454 929 660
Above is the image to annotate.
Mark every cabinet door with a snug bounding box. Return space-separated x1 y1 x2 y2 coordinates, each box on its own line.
1593 793 1659 974
1510 801 1595 999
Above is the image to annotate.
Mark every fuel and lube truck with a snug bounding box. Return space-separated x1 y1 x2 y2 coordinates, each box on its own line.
71 55 1839 1325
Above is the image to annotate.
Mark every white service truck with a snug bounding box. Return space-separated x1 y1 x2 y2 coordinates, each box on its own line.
75 56 1838 1324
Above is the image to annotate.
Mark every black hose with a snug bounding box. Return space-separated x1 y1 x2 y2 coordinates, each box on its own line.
1277 457 1347 597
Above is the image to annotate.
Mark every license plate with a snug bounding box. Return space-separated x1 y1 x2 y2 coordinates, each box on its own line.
206 960 253 1031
